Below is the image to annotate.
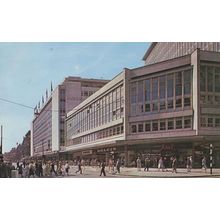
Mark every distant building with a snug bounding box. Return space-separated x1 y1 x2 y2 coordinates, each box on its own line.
30 77 109 158
4 130 30 162
65 43 220 167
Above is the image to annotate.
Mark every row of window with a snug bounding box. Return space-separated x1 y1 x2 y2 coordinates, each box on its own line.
134 97 191 114
81 90 95 97
131 116 192 133
130 69 191 116
200 115 220 128
200 65 220 93
200 95 220 105
67 85 124 138
68 124 124 146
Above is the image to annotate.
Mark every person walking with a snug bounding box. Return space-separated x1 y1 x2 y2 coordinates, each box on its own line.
116 158 121 174
28 161 35 178
172 157 177 173
136 157 141 171
158 157 164 172
202 156 207 173
144 155 151 172
100 161 106 176
65 161 70 176
75 160 82 174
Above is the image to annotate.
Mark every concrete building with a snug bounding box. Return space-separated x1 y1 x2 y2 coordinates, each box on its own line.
30 76 109 158
65 42 220 168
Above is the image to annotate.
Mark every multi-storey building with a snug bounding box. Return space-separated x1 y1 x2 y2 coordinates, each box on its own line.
65 42 220 167
30 76 109 158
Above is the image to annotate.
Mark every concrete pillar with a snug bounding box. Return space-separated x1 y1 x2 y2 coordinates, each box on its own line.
191 49 200 135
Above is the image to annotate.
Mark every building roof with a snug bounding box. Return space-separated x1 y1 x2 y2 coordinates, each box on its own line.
142 42 157 61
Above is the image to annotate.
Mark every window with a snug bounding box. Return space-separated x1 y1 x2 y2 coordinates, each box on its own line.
138 124 144 132
167 74 174 98
207 95 213 104
152 78 158 100
176 118 182 129
184 70 191 95
207 67 214 92
208 118 213 127
175 98 182 108
145 122 151 132
160 101 166 111
184 97 191 107
201 117 206 127
167 100 173 109
184 117 191 128
152 121 158 131
175 72 182 96
159 76 166 99
215 118 220 127
145 79 151 102
145 103 151 112
131 125 137 133
215 96 220 104
200 95 206 104
160 121 166 130
168 120 174 130
200 66 206 92
113 128 116 135
121 125 124 133
137 81 144 102
117 127 120 134
152 102 158 111
131 83 136 104
215 72 220 92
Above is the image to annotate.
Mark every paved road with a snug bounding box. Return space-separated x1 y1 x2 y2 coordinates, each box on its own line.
58 166 220 178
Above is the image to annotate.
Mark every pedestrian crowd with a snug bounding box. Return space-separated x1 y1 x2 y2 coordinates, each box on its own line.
0 155 209 177
134 154 208 174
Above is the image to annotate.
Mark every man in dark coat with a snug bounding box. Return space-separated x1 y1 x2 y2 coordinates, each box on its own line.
100 161 106 176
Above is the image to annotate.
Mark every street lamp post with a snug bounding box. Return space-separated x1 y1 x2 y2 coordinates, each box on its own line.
210 144 213 175
0 125 3 161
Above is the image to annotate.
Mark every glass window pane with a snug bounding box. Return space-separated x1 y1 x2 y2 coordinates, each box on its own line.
167 100 173 109
207 67 214 92
208 118 213 127
168 120 174 130
175 98 182 108
184 118 191 128
152 121 158 131
176 118 182 129
167 74 174 98
138 124 144 132
131 125 137 133
145 122 151 132
215 73 220 92
184 97 191 107
160 121 166 130
152 78 158 100
145 79 151 102
145 103 151 112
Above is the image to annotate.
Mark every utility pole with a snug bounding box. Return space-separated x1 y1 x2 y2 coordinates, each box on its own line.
0 125 3 161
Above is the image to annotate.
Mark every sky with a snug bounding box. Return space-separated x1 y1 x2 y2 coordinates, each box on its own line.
0 42 150 153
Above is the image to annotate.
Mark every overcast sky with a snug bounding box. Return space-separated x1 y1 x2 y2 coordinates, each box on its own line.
0 42 150 153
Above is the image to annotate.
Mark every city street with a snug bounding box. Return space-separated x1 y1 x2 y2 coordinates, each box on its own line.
52 166 220 178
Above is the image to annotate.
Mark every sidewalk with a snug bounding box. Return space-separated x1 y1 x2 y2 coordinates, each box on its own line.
69 166 220 178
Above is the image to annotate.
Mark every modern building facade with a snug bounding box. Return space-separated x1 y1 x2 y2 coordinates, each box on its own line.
30 76 109 157
65 42 220 168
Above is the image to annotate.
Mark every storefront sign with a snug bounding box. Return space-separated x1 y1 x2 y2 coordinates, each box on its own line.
82 150 93 155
